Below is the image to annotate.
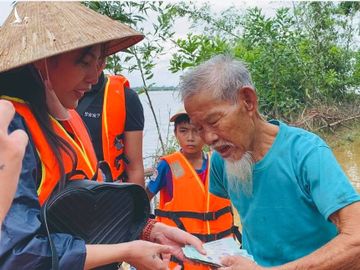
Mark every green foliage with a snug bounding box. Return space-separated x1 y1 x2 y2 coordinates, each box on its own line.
170 34 232 72
84 1 176 80
83 1 360 167
170 1 360 120
85 1 360 122
163 135 179 156
84 1 180 154
175 2 243 40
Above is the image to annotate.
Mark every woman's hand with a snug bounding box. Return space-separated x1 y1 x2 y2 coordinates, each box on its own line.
125 240 176 270
85 240 176 270
150 222 206 261
0 100 28 223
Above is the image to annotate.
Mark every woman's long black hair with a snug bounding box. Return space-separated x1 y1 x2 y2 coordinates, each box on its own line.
0 64 77 192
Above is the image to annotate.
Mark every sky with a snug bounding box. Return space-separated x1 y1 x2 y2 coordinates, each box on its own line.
0 1 293 87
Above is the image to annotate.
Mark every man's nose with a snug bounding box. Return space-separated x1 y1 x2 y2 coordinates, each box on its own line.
202 129 218 145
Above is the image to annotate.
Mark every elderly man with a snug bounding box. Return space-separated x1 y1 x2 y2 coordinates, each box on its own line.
179 54 360 270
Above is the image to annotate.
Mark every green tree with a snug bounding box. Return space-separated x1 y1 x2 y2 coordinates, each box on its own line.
169 1 360 120
85 1 179 154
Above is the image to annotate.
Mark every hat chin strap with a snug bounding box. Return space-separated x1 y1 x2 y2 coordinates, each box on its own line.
42 60 70 121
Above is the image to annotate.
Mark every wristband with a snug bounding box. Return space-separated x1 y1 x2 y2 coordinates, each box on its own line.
140 218 158 241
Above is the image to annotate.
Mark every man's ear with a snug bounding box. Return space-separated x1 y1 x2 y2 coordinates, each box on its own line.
237 86 257 111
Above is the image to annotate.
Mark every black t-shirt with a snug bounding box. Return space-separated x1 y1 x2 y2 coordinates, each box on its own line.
77 72 144 160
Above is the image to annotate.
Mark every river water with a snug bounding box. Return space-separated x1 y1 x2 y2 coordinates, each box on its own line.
332 139 360 191
139 91 360 191
139 91 181 167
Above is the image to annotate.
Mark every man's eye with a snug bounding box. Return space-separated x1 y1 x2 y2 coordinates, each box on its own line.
208 119 218 126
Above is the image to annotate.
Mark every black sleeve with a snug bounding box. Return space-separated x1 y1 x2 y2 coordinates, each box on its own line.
124 87 144 131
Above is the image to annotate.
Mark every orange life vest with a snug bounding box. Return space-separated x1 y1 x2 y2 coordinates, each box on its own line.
101 75 129 180
155 151 235 270
5 97 99 205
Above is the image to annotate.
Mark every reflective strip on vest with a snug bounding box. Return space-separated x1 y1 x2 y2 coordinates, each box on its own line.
3 97 99 205
102 75 128 180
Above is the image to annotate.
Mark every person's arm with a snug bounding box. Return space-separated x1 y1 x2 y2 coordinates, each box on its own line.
0 100 28 223
0 114 86 269
145 160 170 200
84 241 173 270
0 113 178 270
146 186 156 200
276 202 360 270
219 202 360 270
124 88 145 187
124 130 144 187
219 145 360 270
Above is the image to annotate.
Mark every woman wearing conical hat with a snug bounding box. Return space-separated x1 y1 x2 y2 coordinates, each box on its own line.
0 2 203 269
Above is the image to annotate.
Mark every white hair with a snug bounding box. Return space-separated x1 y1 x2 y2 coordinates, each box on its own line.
178 54 254 103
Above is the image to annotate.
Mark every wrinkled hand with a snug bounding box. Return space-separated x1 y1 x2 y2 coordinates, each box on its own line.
218 255 261 270
125 240 176 270
150 222 205 261
0 100 28 222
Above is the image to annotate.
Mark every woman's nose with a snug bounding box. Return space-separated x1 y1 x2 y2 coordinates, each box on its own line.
85 64 99 85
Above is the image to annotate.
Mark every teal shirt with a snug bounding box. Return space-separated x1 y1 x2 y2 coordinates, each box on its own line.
210 120 360 267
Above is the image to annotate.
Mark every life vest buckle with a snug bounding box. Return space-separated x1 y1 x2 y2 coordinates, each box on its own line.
114 134 124 151
203 211 216 221
114 153 129 170
114 155 122 170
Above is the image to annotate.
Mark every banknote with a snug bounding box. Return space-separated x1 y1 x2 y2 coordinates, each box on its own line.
182 237 253 267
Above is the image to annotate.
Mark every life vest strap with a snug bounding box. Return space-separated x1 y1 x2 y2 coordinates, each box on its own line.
114 133 125 151
192 227 233 242
115 170 128 182
114 152 129 169
65 169 88 180
156 209 187 231
232 225 242 244
155 205 232 221
91 160 113 182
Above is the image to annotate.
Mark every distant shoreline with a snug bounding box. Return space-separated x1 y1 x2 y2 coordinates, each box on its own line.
134 87 176 93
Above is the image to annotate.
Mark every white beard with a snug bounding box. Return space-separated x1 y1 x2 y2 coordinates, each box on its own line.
225 151 254 197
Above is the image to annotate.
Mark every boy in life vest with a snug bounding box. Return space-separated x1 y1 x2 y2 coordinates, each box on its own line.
146 105 237 270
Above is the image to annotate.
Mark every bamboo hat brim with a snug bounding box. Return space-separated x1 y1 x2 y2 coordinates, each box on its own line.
0 2 144 73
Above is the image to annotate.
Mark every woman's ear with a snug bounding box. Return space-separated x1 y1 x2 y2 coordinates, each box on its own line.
237 86 257 111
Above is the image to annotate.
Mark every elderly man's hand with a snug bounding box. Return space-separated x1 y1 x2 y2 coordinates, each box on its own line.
218 255 263 270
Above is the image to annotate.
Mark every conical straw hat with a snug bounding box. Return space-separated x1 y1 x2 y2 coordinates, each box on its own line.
0 2 144 73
